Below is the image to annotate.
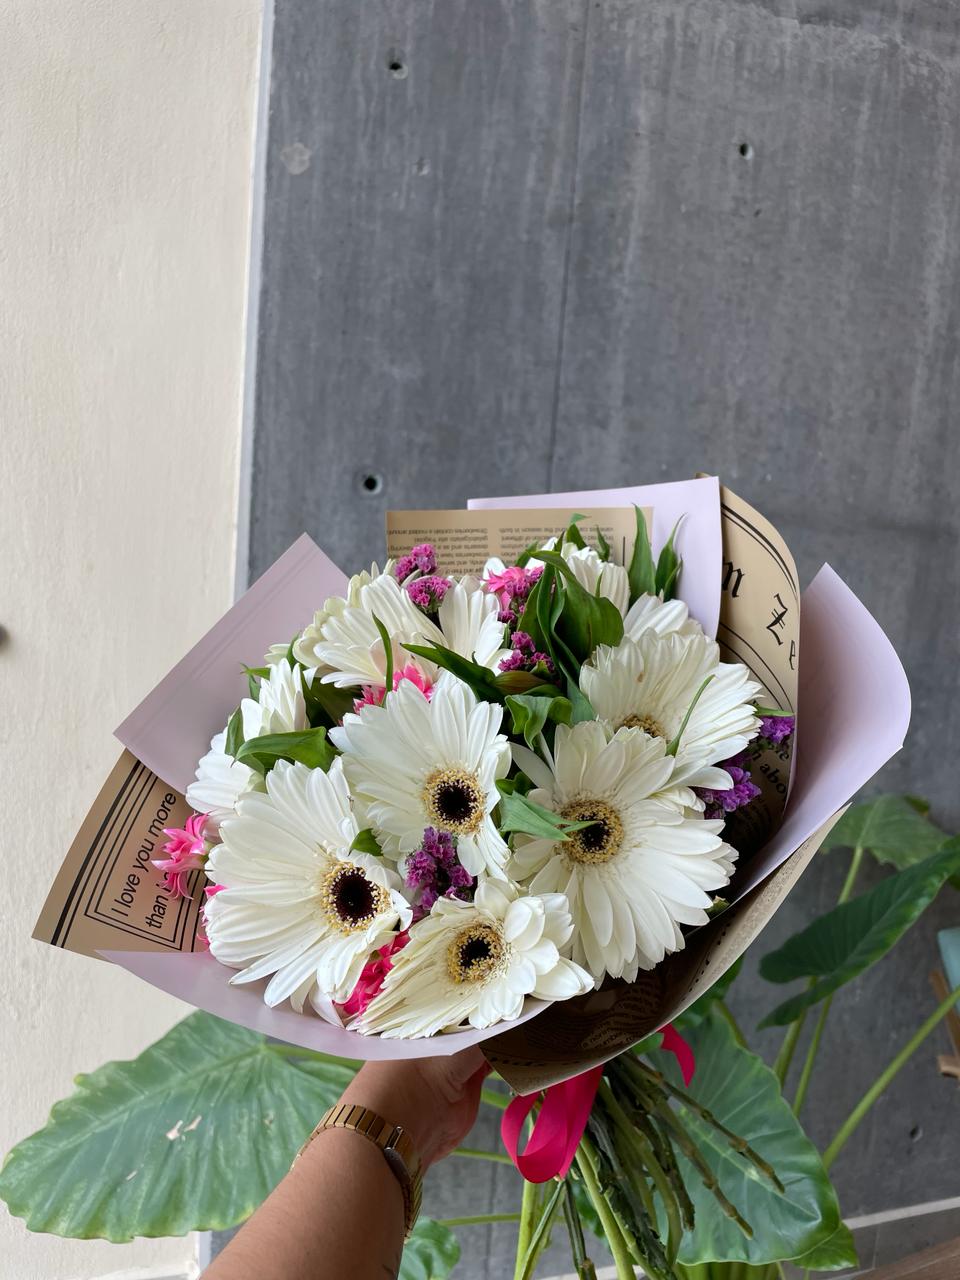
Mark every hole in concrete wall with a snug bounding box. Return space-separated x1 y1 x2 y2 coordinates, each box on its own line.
739 142 753 159
361 473 383 494
386 49 408 79
909 1124 922 1141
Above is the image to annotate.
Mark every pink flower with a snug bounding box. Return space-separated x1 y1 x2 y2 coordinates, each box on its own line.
484 564 542 610
353 664 433 713
154 813 209 899
337 933 410 1018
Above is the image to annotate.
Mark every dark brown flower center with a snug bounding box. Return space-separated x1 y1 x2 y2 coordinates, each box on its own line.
559 798 624 865
446 923 505 983
423 767 485 835
319 862 388 933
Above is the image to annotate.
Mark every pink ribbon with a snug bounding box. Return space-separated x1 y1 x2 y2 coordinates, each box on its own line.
500 1024 695 1183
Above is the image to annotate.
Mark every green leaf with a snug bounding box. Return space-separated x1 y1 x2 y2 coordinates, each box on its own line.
241 665 271 700
562 516 588 550
534 549 624 665
372 613 394 700
497 787 595 842
403 642 504 703
823 794 948 870
675 957 744 1030
236 727 336 774
505 692 573 748
351 828 383 856
664 675 713 757
651 1008 845 1266
790 1222 859 1272
565 678 598 724
224 705 244 759
759 841 960 1026
655 518 683 601
399 1218 461 1280
594 525 611 562
627 505 656 604
0 1012 356 1240
303 676 356 729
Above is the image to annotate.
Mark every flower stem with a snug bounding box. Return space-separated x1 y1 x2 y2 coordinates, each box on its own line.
823 980 960 1170
439 1212 522 1227
481 1085 510 1111
575 1138 637 1280
772 1009 807 1088
513 1174 540 1280
453 1145 514 1165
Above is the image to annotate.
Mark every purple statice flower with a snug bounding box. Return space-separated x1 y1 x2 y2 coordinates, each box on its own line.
404 827 475 920
694 750 762 821
498 629 555 676
394 543 437 581
759 714 795 746
498 607 517 627
406 574 452 612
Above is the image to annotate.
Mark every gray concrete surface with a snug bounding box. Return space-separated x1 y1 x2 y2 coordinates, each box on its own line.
241 0 960 1271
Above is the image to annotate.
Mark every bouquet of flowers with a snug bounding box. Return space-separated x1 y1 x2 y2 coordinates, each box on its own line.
180 517 790 1043
20 476 924 1278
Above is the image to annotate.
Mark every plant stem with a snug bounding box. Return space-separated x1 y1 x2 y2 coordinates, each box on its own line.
772 1009 807 1088
453 1145 514 1165
823 980 960 1170
792 994 832 1115
518 1179 565 1280
576 1139 637 1280
439 1212 522 1226
775 844 863 1092
714 999 748 1048
481 1085 510 1111
513 1174 540 1280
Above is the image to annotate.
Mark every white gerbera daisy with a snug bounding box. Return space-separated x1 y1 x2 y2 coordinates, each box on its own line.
185 659 308 820
536 540 630 615
623 592 702 640
185 726 263 820
509 721 737 985
581 634 761 789
204 759 411 1014
436 576 510 671
330 674 512 877
357 879 592 1037
292 563 387 669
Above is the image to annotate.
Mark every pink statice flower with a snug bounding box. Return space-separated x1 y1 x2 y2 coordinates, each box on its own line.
154 813 209 899
484 563 543 611
406 574 451 612
337 932 410 1017
353 664 433 713
394 543 437 582
498 629 555 676
693 752 762 821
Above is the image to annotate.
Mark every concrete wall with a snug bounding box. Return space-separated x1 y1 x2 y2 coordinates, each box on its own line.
0 3 263 1276
246 0 960 1268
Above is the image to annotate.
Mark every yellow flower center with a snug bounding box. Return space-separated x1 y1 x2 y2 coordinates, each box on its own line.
422 766 486 835
618 712 667 739
318 861 388 934
559 798 624 865
446 922 505 984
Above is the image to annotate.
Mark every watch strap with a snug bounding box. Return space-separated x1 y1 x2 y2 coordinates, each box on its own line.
295 1103 423 1237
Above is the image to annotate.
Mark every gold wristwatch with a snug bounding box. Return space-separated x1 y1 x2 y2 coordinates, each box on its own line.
294 1103 423 1237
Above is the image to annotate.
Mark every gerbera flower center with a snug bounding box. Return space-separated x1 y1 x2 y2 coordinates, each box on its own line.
422 767 486 835
559 798 624 865
446 922 505 984
318 862 388 934
618 712 667 739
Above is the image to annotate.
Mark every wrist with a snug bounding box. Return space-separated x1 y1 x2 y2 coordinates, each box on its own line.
339 1062 439 1168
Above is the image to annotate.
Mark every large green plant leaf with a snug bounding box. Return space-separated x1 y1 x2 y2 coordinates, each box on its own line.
399 1218 461 1280
791 1223 859 1272
0 1012 356 1241
823 794 948 869
650 1009 848 1267
759 841 960 1026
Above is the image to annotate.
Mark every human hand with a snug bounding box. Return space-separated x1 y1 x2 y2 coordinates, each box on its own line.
337 1048 492 1170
